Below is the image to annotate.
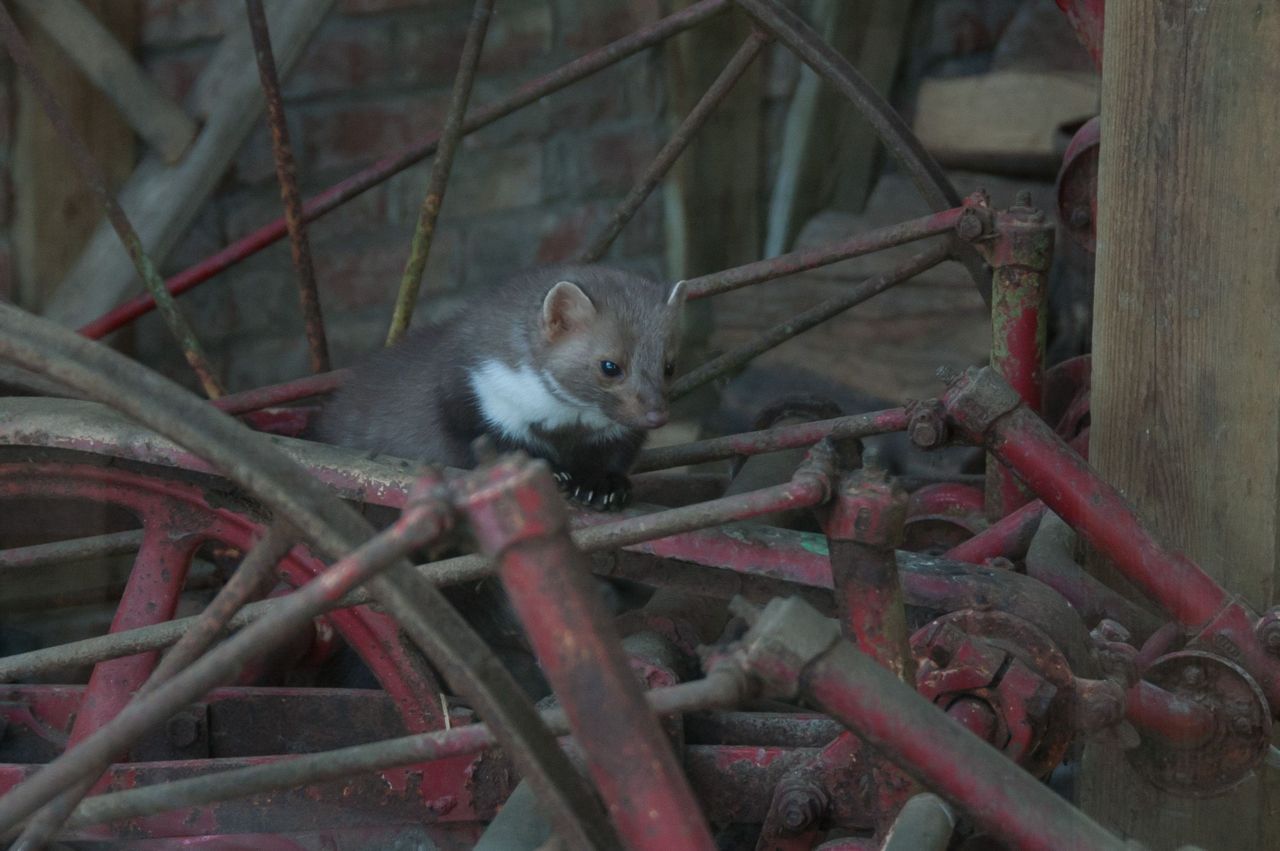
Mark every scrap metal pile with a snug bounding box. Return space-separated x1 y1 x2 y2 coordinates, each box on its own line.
0 1 1265 849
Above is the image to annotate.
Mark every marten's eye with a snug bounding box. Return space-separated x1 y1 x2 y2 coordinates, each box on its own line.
664 361 675 377
600 360 623 378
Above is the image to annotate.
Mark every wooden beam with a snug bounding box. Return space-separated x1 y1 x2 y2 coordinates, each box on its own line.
11 0 139 315
14 0 198 164
43 0 334 330
1081 1 1280 847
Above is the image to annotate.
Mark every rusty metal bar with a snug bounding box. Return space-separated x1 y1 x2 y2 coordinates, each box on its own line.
634 407 908 472
0 530 144 573
1125 680 1216 748
385 0 494 345
63 669 747 830
672 245 949 399
245 0 330 374
941 499 1047 564
732 0 992 305
211 368 351 415
684 202 978 300
0 3 224 398
12 525 300 849
460 456 717 850
74 0 731 335
0 484 455 838
580 29 770 263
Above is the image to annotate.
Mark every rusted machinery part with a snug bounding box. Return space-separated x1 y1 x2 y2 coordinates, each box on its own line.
0 303 617 849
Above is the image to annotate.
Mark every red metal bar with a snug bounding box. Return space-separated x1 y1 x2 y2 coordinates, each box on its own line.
823 469 914 682
672 245 950 399
1125 680 1215 747
386 0 493 345
633 407 907 473
66 525 200 747
0 3 223 397
580 29 770 263
76 0 731 340
741 599 1126 851
938 367 1280 713
211 369 350 415
942 499 1047 564
684 202 980 300
245 0 330 374
459 457 717 851
975 193 1053 518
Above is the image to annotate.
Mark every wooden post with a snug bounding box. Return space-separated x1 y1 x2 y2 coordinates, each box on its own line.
1081 1 1280 847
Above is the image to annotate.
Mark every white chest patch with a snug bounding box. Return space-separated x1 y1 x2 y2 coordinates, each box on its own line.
469 360 627 446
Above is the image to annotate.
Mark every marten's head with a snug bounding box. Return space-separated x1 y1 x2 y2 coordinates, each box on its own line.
535 266 686 431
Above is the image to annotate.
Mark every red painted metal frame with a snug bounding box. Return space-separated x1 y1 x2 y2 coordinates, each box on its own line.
938 366 1280 716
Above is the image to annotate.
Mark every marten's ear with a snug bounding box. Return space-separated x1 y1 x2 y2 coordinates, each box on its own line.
666 280 688 310
541 281 597 342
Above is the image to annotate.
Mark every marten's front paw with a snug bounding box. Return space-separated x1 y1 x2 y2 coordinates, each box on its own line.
555 470 631 512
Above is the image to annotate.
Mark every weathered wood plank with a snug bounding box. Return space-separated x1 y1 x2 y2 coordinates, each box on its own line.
44 0 334 330
1082 1 1280 847
15 0 198 163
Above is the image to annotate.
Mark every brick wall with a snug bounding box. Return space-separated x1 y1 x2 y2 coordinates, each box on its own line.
129 0 685 391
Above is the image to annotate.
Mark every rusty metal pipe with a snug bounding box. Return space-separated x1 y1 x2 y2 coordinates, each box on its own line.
460 457 717 850
672 245 949 399
77 0 732 341
1125 680 1215 748
386 0 493 345
0 3 223 397
245 0 329 373
0 530 144 573
942 499 1047 564
634 407 907 473
211 368 351 415
580 30 769 263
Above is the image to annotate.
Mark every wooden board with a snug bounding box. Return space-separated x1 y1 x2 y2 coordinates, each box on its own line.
11 0 139 314
913 70 1098 174
43 0 334 330
1081 1 1280 847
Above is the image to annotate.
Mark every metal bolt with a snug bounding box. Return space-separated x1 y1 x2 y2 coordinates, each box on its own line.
166 711 200 749
776 780 828 833
908 407 948 450
956 209 985 241
1181 665 1205 688
1232 716 1254 736
1069 206 1092 230
1256 611 1280 657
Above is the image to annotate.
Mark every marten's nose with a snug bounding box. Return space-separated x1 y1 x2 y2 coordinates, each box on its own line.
644 409 669 428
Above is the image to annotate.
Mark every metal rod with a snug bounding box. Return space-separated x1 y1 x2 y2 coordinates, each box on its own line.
245 0 330 374
0 3 224 397
683 204 973 300
1125 680 1216 747
385 0 494 345
77 0 732 341
579 29 769 262
0 530 144 572
633 407 908 472
746 600 1127 851
732 0 992 305
211 368 350 415
941 499 1047 564
880 793 956 851
11 525 299 850
63 670 747 830
460 456 717 850
671 245 949 399
0 488 453 837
